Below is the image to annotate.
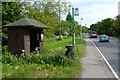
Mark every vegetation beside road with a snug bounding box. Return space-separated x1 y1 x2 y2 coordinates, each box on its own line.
2 2 83 46
2 2 87 78
89 17 120 38
2 38 86 78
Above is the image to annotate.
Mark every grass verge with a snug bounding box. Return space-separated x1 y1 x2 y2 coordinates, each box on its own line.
2 37 86 78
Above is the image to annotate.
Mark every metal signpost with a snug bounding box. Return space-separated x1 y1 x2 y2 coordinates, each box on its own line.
72 8 75 45
75 8 79 16
72 8 79 45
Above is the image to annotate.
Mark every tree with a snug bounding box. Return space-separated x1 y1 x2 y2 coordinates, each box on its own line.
24 1 72 38
82 26 89 33
113 15 120 37
2 2 24 45
74 21 81 37
90 18 114 36
90 24 97 30
100 18 114 35
66 11 72 22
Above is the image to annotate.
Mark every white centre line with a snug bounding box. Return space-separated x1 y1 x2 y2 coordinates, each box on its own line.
90 39 120 80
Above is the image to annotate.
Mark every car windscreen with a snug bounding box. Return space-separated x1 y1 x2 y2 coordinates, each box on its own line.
92 31 97 33
102 35 108 38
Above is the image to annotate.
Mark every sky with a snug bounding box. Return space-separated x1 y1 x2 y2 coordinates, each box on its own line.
18 0 119 27
64 0 119 27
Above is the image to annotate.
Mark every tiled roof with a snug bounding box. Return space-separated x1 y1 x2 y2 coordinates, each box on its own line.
3 18 50 29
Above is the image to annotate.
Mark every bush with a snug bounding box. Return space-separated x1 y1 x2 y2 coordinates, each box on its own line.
2 52 18 64
2 51 74 67
2 46 8 53
2 38 86 78
39 52 73 66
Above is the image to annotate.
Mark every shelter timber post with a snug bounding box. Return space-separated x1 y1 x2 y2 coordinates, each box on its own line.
4 18 50 55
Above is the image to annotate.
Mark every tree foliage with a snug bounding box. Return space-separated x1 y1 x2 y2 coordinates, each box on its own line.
2 1 73 46
66 11 72 22
82 26 89 33
113 15 120 37
23 1 72 38
74 21 81 37
90 18 114 36
2 2 24 45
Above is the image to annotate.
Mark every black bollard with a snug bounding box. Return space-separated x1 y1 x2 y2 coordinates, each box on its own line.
65 45 74 59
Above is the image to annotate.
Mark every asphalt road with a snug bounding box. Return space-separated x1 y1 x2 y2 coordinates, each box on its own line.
83 33 119 76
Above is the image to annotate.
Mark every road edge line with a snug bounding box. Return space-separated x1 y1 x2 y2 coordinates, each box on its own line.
90 39 119 80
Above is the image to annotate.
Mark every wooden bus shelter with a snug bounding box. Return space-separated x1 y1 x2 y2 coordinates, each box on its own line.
3 18 50 55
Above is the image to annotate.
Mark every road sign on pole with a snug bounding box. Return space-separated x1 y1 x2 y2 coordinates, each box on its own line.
75 8 79 16
72 8 75 45
72 8 79 45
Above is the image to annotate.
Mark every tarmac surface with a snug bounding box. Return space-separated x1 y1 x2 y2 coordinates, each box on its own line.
90 37 119 75
80 39 115 78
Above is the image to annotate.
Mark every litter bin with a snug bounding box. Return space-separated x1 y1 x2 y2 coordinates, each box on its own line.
65 45 74 59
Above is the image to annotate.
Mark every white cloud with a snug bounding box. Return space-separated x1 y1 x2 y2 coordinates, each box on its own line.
68 0 119 27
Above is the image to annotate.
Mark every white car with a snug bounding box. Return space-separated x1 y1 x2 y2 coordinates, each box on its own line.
99 35 109 42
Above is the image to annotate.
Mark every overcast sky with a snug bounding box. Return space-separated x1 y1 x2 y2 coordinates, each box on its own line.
64 0 119 27
21 0 119 27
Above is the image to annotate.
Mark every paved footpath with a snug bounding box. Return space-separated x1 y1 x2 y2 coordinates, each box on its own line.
79 39 115 78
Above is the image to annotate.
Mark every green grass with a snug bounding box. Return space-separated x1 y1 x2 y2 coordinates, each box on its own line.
2 37 86 78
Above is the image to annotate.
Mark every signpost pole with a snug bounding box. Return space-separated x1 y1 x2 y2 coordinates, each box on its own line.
72 8 75 45
72 8 79 45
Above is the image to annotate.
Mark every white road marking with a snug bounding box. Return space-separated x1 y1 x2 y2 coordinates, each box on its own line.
90 39 120 80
